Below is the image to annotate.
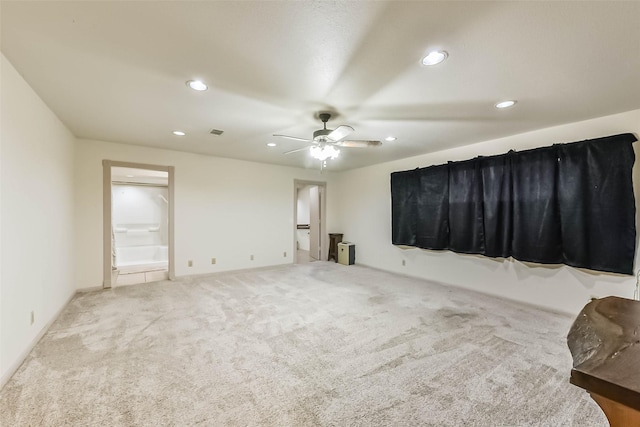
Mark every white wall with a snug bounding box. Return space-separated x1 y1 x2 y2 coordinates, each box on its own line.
333 109 640 315
0 54 76 383
74 139 337 288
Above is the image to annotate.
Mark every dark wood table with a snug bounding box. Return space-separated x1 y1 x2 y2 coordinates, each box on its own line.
328 233 343 262
568 296 640 426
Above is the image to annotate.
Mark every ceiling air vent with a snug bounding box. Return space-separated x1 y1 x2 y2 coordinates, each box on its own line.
210 129 224 136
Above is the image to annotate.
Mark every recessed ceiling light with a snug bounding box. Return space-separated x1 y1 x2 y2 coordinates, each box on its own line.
172 130 186 136
421 50 448 66
495 100 517 109
267 143 277 147
385 136 397 142
186 80 208 91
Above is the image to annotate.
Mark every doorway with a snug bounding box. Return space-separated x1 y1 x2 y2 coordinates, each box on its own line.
294 180 326 264
103 161 175 288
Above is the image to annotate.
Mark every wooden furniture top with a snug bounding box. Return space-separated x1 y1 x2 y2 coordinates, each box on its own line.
568 296 640 411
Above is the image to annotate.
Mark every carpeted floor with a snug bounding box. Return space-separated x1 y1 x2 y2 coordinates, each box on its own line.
0 262 605 426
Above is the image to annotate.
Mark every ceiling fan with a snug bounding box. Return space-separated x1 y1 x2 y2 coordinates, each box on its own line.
273 113 382 161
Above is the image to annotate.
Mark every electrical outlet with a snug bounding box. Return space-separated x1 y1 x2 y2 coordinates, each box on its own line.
402 259 406 266
30 311 35 325
188 260 193 267
211 258 216 265
283 251 287 257
250 255 254 261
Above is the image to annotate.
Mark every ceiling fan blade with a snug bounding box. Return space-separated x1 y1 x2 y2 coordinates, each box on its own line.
273 134 312 142
335 140 382 148
327 125 354 142
283 146 311 155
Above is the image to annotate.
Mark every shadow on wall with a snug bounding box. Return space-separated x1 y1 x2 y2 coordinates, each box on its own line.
396 245 631 295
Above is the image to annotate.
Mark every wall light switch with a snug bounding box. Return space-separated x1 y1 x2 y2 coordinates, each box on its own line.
188 260 193 267
250 255 254 261
211 258 216 265
284 251 287 257
402 260 406 266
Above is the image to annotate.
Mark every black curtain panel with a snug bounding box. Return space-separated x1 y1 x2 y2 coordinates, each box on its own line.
510 146 563 264
448 159 484 254
480 154 513 258
391 168 419 246
416 164 449 249
390 133 637 275
557 134 637 274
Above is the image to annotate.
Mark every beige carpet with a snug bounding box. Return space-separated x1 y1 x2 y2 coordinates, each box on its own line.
0 262 605 426
296 249 316 264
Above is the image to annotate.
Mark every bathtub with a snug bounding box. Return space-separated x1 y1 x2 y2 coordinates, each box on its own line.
115 245 168 267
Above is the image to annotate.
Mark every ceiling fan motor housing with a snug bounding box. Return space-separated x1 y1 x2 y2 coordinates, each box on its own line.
313 112 333 142
313 128 332 141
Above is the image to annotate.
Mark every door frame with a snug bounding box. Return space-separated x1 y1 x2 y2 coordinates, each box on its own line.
102 160 175 288
293 179 327 263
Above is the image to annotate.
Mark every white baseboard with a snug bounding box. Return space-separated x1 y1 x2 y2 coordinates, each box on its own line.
76 285 104 293
173 263 290 281
0 290 76 390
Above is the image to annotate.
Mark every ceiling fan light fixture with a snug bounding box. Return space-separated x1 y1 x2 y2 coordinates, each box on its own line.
310 145 340 161
495 100 517 109
186 80 208 91
421 50 448 66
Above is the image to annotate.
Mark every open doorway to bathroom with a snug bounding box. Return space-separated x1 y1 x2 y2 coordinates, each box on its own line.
103 161 174 288
294 180 326 264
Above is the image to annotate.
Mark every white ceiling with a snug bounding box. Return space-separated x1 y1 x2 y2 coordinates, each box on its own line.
2 1 639 171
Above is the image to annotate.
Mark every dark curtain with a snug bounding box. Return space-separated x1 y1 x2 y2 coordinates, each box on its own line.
416 164 449 249
390 133 637 275
391 169 419 246
511 146 563 264
557 134 636 274
448 159 484 253
480 154 513 258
